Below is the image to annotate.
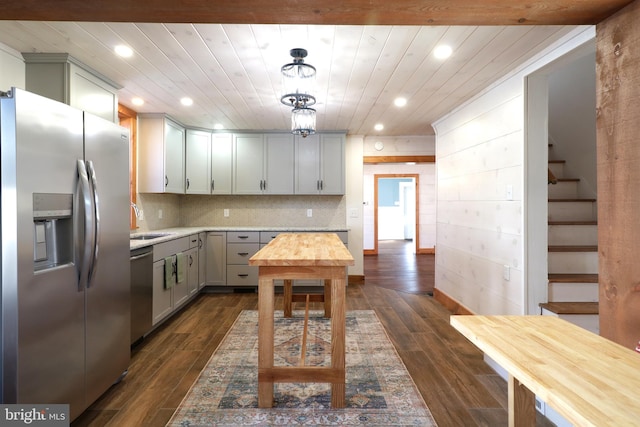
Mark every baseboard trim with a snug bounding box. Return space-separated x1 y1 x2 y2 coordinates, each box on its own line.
417 248 435 255
348 275 365 285
434 288 474 315
364 248 435 256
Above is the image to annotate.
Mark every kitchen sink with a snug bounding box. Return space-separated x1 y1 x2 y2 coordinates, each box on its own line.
130 233 171 241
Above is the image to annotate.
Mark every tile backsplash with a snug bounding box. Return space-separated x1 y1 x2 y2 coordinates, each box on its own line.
134 193 346 231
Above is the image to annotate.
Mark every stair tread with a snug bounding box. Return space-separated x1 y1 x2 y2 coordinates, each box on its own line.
548 245 598 252
540 301 599 315
548 221 597 225
548 273 599 283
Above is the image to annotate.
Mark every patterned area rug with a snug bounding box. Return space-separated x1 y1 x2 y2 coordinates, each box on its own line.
167 310 436 426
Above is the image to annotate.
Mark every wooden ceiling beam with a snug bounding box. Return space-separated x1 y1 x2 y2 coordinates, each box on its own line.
0 0 633 25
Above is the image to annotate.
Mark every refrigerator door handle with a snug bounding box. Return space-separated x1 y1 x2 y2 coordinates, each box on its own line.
75 159 94 291
86 160 100 287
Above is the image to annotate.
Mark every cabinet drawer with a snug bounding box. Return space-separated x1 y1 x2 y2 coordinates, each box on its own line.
227 231 260 243
226 265 258 285
259 231 283 244
188 234 199 249
153 237 189 261
226 243 259 264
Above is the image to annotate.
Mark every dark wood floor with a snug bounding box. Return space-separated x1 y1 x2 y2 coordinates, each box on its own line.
72 241 554 427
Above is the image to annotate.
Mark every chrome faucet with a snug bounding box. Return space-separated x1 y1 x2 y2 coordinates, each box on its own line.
130 202 141 219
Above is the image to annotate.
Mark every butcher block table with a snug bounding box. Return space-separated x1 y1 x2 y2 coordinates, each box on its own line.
450 315 640 427
248 233 354 408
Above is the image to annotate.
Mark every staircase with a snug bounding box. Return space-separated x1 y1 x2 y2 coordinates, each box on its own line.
540 157 599 334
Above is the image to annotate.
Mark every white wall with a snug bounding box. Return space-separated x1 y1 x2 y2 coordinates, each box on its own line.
362 135 436 251
363 163 436 250
0 42 25 91
432 26 595 315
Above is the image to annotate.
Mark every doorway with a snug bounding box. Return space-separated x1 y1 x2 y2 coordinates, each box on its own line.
373 174 419 254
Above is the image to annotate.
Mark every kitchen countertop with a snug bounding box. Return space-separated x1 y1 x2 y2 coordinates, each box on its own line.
130 227 350 250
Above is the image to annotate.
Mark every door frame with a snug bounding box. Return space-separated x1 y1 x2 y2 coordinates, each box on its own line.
367 173 419 255
363 155 434 256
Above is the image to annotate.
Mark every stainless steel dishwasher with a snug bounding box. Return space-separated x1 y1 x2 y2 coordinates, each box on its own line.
130 246 153 346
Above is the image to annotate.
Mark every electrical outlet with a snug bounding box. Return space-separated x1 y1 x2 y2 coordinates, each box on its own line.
158 209 163 219
138 209 144 221
503 265 510 281
307 209 313 217
224 209 229 217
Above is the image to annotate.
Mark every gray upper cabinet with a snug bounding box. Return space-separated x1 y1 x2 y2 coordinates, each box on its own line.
23 53 120 123
233 133 294 195
138 114 186 194
264 133 295 194
185 129 211 194
211 133 233 194
233 133 264 194
295 133 345 195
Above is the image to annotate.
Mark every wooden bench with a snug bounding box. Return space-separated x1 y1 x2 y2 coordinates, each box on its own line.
450 315 640 427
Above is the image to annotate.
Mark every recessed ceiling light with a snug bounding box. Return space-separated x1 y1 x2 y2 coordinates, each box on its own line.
433 45 453 60
131 97 144 106
394 97 407 107
213 123 224 130
180 97 193 106
114 45 133 58
374 123 384 131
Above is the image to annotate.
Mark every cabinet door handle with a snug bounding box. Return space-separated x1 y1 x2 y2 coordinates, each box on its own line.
211 180 215 191
189 255 193 266
165 175 169 187
186 178 190 189
238 252 249 256
198 237 203 249
320 180 324 190
238 235 249 239
238 274 249 277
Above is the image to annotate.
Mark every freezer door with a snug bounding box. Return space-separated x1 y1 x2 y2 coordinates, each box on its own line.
1 89 86 413
82 112 131 406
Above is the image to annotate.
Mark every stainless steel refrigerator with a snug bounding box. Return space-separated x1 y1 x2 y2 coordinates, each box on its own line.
0 88 130 420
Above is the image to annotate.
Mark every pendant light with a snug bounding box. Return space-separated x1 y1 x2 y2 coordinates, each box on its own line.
281 48 316 137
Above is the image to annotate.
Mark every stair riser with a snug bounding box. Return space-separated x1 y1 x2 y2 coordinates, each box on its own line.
548 201 597 221
548 181 578 199
540 309 599 334
548 252 598 274
548 282 599 302
548 162 566 179
548 225 597 246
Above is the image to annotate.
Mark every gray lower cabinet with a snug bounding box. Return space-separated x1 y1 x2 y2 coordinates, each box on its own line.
197 232 207 289
151 236 191 326
226 231 260 286
205 232 226 286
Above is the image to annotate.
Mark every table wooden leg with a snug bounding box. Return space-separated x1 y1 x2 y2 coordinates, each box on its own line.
330 272 346 408
258 276 275 408
508 375 536 427
283 279 293 318
324 278 332 318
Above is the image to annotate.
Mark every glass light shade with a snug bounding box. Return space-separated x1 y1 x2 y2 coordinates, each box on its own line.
281 48 316 108
291 106 316 138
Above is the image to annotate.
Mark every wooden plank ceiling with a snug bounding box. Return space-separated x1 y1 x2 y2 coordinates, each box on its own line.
0 0 633 25
0 1 630 135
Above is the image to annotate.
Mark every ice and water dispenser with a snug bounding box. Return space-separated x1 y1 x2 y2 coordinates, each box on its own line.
33 193 73 271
